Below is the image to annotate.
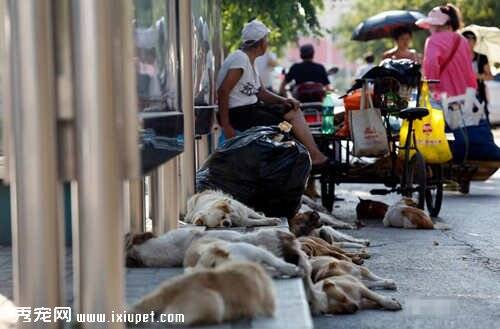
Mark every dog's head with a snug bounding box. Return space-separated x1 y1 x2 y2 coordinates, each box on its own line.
197 245 231 269
288 211 322 237
124 232 156 267
193 200 232 228
356 198 389 220
322 280 359 314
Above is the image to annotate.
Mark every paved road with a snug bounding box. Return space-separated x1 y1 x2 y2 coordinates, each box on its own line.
314 131 500 328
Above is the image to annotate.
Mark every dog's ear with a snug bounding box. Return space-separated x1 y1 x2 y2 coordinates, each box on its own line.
193 216 205 226
212 246 230 258
323 280 336 291
130 232 156 246
309 211 320 223
214 200 231 214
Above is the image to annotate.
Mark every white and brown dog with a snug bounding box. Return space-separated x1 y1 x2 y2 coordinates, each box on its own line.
183 238 303 278
129 261 276 326
314 275 402 314
185 190 282 228
310 256 396 290
383 198 434 229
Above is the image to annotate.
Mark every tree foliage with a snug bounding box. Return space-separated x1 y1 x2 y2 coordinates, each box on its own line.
221 0 325 54
335 0 500 61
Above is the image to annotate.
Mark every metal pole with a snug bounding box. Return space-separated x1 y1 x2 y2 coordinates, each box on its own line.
150 168 166 235
179 0 195 214
5 0 64 326
72 0 127 326
164 158 180 231
126 179 144 233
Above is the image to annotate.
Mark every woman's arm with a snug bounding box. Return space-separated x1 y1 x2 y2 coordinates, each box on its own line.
258 82 299 110
217 68 243 138
480 62 493 81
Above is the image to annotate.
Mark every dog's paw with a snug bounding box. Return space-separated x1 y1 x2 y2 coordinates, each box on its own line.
271 218 283 225
361 240 370 246
282 264 304 278
384 297 402 311
384 280 397 290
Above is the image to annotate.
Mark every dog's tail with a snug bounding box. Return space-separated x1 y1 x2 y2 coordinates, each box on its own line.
401 207 434 229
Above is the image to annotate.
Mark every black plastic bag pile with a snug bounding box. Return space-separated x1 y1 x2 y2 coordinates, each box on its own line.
196 126 311 219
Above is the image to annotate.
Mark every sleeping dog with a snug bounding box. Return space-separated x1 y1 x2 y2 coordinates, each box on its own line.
129 261 276 326
289 211 370 247
185 190 282 228
314 275 402 314
183 238 303 278
383 198 434 229
310 256 396 290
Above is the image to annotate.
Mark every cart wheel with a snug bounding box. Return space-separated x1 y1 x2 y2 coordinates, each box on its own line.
320 174 335 212
425 164 443 217
401 152 426 209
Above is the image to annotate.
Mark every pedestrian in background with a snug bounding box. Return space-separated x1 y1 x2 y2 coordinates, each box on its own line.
416 4 476 100
462 30 493 122
383 26 421 63
354 53 375 79
255 50 278 92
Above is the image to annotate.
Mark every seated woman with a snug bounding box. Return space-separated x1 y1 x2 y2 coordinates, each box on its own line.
216 20 328 167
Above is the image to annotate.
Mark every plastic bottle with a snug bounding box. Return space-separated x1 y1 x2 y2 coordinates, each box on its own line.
321 92 335 134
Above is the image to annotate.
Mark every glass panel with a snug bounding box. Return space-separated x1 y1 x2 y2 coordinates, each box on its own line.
134 0 184 173
192 0 218 135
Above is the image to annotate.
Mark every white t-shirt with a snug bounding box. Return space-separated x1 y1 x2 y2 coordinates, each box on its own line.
255 51 277 88
216 50 261 108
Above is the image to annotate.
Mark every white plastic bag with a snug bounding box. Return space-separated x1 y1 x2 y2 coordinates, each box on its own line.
349 85 389 157
441 88 484 130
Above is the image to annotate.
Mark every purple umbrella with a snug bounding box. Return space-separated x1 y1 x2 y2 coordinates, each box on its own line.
352 10 426 41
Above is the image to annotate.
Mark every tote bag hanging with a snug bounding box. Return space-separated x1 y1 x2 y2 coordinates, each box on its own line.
349 85 389 157
400 82 453 164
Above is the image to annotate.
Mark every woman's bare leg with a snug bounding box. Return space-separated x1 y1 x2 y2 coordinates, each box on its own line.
284 108 328 165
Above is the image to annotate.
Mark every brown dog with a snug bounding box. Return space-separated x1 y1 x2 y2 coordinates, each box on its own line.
310 256 396 290
356 198 389 220
298 236 369 265
129 261 276 325
314 275 402 314
289 211 369 247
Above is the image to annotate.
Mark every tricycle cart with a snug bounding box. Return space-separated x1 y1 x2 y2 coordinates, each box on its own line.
307 59 445 216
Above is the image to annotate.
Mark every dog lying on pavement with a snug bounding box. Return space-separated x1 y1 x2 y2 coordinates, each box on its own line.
185 190 282 228
289 211 369 247
129 261 276 326
301 196 355 230
183 238 303 278
126 228 302 268
310 256 396 290
383 198 434 229
313 275 402 314
356 198 389 220
298 236 369 265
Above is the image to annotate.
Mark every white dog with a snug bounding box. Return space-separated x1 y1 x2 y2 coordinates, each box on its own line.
185 190 282 228
184 238 303 278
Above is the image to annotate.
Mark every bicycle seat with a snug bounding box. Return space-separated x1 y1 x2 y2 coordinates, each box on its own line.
399 107 429 120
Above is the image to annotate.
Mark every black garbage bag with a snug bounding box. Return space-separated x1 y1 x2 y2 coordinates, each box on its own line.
196 126 311 219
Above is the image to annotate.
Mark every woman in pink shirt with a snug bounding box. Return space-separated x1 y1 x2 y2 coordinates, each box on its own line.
417 4 500 164
417 4 477 99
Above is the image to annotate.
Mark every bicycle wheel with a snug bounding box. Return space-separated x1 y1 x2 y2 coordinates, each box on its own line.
401 152 426 209
425 164 443 217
